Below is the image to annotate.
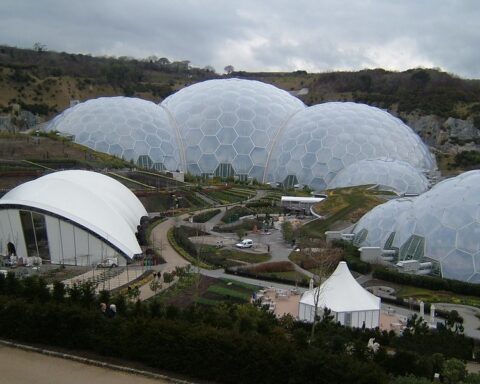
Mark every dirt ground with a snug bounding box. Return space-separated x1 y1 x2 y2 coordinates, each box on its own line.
165 275 217 307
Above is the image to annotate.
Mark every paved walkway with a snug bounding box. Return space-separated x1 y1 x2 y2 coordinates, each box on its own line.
434 303 480 340
0 344 172 384
62 266 147 293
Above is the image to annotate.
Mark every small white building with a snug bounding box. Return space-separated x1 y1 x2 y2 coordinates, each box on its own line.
298 261 381 328
280 196 325 214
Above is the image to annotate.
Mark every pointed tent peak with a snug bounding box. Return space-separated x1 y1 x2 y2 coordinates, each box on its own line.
328 261 356 283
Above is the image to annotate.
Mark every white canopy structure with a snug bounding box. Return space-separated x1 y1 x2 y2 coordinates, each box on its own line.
0 171 147 266
298 261 381 328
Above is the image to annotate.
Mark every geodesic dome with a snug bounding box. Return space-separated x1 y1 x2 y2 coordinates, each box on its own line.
161 78 305 180
353 171 480 282
47 97 182 171
265 102 436 190
327 159 429 195
47 81 435 190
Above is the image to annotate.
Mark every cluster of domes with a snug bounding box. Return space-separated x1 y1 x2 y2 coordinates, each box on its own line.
353 171 480 283
47 79 435 192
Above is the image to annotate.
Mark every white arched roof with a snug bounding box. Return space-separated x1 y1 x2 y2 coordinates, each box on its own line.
0 171 147 258
300 262 380 312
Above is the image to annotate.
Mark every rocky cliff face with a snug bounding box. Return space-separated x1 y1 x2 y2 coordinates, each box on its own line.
405 114 480 153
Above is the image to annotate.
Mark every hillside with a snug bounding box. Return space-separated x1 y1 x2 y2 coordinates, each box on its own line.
1 45 480 170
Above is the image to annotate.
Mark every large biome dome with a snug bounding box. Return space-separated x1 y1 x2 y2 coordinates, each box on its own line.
265 102 436 190
353 170 480 282
47 80 435 189
161 78 305 180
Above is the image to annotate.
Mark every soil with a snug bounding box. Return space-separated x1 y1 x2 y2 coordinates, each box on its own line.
166 275 217 308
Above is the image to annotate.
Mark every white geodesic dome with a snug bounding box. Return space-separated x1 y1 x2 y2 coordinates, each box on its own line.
353 171 480 283
161 78 305 180
47 97 182 171
327 159 429 195
265 102 436 190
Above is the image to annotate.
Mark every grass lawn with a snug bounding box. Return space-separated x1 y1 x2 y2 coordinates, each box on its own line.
396 285 480 308
200 246 270 268
302 186 384 238
156 275 258 307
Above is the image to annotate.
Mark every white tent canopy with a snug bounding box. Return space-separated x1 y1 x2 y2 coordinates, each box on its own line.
299 261 381 328
0 171 147 262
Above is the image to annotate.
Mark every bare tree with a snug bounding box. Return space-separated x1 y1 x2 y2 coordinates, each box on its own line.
224 65 234 75
309 247 340 340
33 42 47 52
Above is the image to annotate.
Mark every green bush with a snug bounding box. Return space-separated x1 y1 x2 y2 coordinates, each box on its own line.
192 208 221 223
221 206 253 223
372 268 480 297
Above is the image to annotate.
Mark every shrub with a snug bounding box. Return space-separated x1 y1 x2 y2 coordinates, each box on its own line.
246 261 295 273
221 206 253 223
192 209 221 223
372 268 480 297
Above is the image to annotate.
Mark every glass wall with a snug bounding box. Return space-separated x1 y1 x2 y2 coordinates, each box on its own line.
19 210 50 261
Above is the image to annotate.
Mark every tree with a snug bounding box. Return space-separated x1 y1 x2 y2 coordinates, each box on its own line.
442 358 467 384
33 42 47 52
149 279 162 294
404 314 429 335
224 65 234 74
446 310 464 335
203 65 215 73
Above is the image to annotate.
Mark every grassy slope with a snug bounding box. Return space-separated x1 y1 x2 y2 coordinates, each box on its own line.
302 186 384 238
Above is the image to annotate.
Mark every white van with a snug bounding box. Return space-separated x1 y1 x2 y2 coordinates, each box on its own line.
236 239 253 249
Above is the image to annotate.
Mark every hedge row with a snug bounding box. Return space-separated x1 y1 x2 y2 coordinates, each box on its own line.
0 273 474 383
192 209 221 223
225 267 309 287
372 268 480 297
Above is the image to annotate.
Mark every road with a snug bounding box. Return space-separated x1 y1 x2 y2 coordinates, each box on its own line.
0 344 172 384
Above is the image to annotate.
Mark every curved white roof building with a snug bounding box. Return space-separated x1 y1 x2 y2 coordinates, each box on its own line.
47 80 435 190
0 171 147 266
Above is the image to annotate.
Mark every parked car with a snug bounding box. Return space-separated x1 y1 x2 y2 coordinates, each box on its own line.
235 239 253 248
97 257 118 268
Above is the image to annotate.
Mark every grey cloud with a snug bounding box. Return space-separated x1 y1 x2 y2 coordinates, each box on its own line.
0 0 479 77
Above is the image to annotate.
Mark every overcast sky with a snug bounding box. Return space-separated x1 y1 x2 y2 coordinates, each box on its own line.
1 0 479 78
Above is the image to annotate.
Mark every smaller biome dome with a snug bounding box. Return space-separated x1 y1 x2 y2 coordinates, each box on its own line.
47 97 182 171
161 78 305 180
266 102 436 190
353 170 480 282
352 197 415 248
327 159 429 195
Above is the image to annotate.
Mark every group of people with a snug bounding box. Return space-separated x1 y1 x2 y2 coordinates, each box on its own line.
100 302 117 318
